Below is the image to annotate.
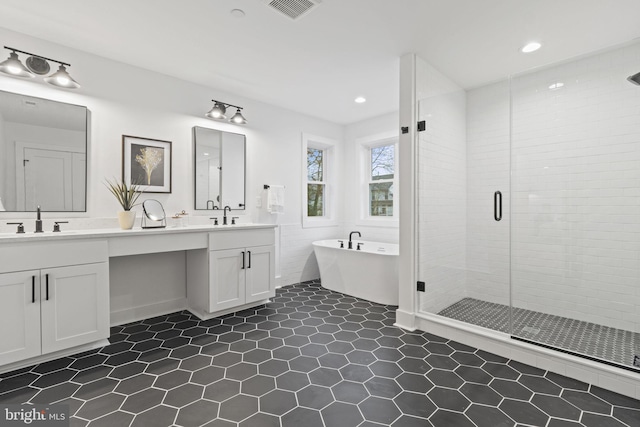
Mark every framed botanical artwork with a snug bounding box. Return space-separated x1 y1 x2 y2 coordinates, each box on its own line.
122 135 172 193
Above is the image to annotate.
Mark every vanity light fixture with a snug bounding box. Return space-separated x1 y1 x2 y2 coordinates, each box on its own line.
44 64 80 89
206 100 247 125
230 107 247 124
0 46 80 89
0 50 34 78
206 101 227 120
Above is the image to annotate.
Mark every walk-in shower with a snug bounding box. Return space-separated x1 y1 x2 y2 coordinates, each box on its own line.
415 41 640 372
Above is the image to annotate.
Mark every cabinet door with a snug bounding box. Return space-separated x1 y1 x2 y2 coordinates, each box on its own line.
209 249 245 312
40 263 109 354
0 271 41 365
245 245 275 304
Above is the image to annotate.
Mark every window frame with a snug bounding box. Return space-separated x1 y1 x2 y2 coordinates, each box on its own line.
356 131 399 227
302 133 338 228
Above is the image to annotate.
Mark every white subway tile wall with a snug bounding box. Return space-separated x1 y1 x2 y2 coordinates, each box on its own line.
466 81 511 306
278 223 339 287
510 43 640 333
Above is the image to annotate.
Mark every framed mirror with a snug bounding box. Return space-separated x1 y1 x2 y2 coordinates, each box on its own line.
0 90 88 212
193 127 245 210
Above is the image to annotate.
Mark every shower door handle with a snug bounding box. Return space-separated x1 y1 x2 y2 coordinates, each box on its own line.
494 191 502 221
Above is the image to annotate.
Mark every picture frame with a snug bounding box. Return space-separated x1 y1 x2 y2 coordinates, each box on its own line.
122 135 172 193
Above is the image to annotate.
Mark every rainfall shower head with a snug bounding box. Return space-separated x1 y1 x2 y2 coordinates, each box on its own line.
628 72 640 85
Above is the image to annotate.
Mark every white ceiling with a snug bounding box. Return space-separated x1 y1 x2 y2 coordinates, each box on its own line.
1 0 639 125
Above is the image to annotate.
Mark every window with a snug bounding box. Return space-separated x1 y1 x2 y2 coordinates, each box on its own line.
307 147 325 217
302 134 338 227
357 132 398 226
369 144 395 216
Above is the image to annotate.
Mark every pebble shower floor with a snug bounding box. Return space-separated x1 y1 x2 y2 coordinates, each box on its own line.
0 281 639 426
438 297 640 369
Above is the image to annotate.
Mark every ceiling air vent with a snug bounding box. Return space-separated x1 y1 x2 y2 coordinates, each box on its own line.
263 0 322 20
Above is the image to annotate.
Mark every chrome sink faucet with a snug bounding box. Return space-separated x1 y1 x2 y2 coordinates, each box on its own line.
35 205 43 233
348 231 361 249
223 205 231 225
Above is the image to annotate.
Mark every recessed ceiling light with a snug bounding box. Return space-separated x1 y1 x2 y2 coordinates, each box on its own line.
230 9 245 18
521 42 542 53
203 152 210 156
548 82 564 90
354 96 366 103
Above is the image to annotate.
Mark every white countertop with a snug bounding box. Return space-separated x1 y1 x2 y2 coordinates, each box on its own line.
0 223 276 244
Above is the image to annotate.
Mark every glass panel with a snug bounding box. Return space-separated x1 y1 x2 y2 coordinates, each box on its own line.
307 183 324 217
415 56 511 334
371 145 394 181
509 42 640 368
415 41 640 370
369 183 393 216
307 148 323 182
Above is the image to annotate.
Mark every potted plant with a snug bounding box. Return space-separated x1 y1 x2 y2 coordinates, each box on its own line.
105 178 142 229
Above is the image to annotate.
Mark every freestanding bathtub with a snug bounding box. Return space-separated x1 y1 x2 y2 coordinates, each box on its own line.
312 239 399 306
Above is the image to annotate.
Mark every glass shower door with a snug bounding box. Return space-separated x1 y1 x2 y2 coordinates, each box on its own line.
509 42 640 370
415 42 640 370
415 57 512 330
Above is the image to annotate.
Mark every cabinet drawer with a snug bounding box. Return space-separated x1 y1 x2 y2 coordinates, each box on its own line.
209 228 275 251
0 240 108 274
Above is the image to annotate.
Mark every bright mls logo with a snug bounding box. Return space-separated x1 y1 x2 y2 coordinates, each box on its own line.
1 405 68 426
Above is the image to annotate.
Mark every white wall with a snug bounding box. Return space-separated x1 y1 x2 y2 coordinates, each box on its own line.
0 112 6 210
0 27 348 316
343 112 399 244
277 111 404 287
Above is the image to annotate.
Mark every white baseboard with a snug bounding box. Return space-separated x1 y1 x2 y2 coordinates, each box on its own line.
0 339 109 375
415 312 640 400
110 298 187 326
394 308 417 331
187 299 271 321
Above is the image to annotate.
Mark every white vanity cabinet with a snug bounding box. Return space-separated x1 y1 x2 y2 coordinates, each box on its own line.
0 241 109 367
187 227 275 318
0 271 41 365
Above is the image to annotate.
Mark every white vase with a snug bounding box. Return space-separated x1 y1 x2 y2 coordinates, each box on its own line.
117 211 136 230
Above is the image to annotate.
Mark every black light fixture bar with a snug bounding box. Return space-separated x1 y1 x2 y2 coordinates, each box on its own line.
4 46 71 67
210 99 242 110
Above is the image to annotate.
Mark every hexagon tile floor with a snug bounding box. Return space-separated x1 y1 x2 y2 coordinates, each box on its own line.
1 281 639 427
